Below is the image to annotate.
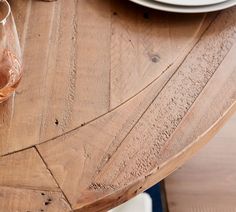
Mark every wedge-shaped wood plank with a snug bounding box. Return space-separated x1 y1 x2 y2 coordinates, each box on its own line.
0 148 58 190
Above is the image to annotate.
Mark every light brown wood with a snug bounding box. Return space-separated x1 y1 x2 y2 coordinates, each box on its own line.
0 148 71 211
0 0 236 211
2 0 56 154
0 148 58 191
0 186 70 212
166 113 236 212
2 0 213 152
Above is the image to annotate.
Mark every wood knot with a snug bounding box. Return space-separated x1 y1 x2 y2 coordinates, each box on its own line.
149 54 160 63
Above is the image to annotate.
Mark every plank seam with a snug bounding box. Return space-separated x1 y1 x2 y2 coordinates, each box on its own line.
1 146 33 157
0 185 60 193
34 147 73 210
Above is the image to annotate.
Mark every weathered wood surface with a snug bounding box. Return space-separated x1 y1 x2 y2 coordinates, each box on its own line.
0 0 236 211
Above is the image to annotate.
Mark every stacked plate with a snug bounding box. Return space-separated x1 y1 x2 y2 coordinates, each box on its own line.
129 0 236 13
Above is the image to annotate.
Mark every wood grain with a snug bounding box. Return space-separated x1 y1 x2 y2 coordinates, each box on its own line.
40 0 111 140
109 3 210 108
0 148 71 211
0 186 70 212
82 7 236 189
0 148 58 191
1 0 236 211
36 11 213 208
166 113 236 212
0 0 56 155
38 7 236 211
0 0 213 156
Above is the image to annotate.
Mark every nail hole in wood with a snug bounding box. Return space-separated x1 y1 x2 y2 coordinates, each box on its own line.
45 202 50 206
113 12 117 16
47 198 52 202
55 119 59 125
41 193 45 196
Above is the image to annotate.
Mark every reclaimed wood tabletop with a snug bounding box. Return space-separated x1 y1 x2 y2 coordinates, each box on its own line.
1 0 236 211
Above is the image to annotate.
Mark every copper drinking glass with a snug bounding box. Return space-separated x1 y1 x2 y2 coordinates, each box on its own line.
0 0 22 103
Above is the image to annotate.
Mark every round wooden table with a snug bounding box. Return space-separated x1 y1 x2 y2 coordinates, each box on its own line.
1 0 236 211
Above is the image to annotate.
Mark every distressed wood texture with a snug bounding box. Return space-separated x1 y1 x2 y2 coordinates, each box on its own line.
0 0 236 211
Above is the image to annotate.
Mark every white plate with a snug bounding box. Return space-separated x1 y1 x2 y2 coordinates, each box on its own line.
153 0 228 7
129 0 236 13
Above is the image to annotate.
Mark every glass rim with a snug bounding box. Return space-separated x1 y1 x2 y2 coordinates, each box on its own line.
0 0 11 25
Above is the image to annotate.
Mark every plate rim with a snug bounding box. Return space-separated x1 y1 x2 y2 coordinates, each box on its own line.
152 0 229 7
129 0 236 13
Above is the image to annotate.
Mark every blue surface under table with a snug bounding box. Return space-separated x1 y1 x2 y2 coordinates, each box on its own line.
145 182 166 212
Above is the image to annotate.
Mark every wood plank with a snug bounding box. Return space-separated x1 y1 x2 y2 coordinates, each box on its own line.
0 186 71 212
36 8 236 211
40 0 111 141
110 1 210 108
0 148 58 191
0 0 56 155
165 113 236 212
